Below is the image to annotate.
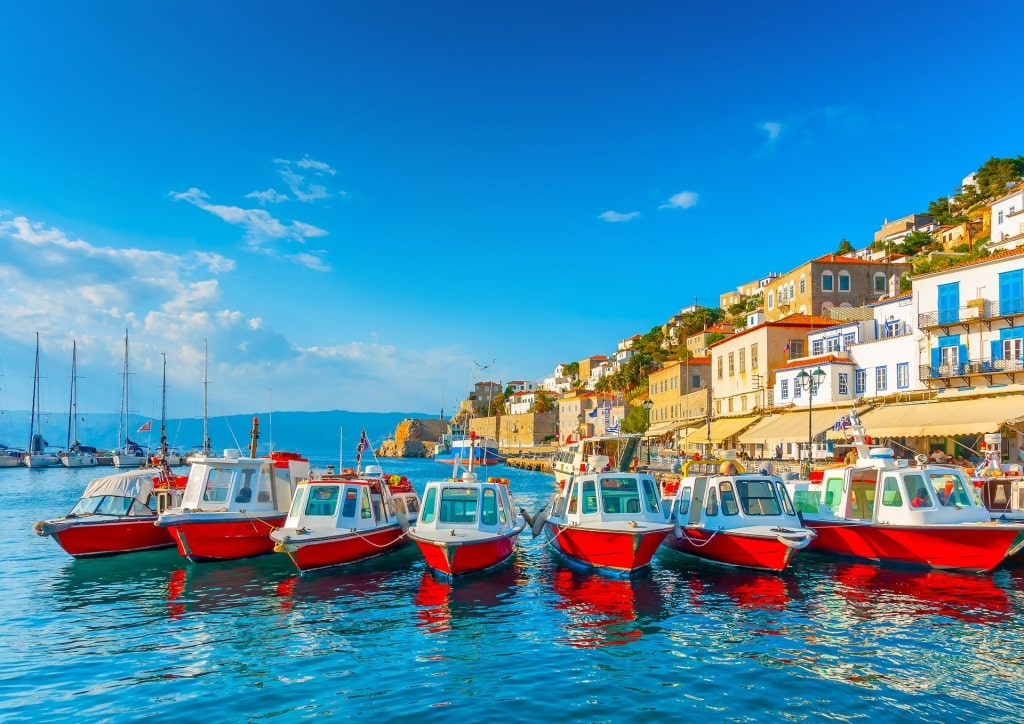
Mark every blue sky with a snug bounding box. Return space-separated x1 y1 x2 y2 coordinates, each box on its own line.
1 1 1022 423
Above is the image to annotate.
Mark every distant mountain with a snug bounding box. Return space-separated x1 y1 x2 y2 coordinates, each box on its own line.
0 409 435 459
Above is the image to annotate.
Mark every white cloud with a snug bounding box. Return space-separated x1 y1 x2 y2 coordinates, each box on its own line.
598 210 640 223
659 191 699 210
170 188 330 269
760 121 781 141
245 188 288 205
273 158 343 202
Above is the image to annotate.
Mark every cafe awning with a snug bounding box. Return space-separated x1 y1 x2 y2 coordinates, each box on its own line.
643 420 685 439
737 411 840 445
680 416 760 444
856 394 1024 438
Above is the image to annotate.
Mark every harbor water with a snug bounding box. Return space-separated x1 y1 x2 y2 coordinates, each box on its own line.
3 458 1024 722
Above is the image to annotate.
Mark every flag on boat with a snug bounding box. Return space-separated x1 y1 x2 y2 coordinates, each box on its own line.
137 420 152 432
356 429 372 453
831 414 851 431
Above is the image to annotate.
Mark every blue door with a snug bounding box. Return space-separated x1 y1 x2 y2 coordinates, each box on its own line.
938 283 960 325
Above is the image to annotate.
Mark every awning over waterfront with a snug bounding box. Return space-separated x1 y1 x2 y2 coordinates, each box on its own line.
643 420 686 439
856 394 1024 438
737 410 842 445
680 415 760 444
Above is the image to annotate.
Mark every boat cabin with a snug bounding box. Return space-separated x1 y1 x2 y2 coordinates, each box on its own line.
180 450 309 514
68 470 179 518
418 475 519 533
285 476 412 531
552 435 641 484
790 449 991 525
664 470 800 528
551 472 662 522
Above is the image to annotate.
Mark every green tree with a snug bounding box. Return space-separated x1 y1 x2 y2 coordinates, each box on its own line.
620 404 649 435
975 156 1024 199
836 238 854 254
531 390 556 414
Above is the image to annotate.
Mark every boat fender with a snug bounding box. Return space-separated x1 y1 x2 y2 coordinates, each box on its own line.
521 508 536 528
531 507 550 538
32 520 48 537
395 511 410 533
389 474 402 486
673 521 682 541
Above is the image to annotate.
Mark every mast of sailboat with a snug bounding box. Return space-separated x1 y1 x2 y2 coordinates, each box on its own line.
29 332 40 451
202 339 210 454
66 340 78 450
118 329 130 454
249 416 260 457
160 352 168 459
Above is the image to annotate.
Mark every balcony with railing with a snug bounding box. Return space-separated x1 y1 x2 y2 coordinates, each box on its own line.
918 297 1024 332
919 357 1024 385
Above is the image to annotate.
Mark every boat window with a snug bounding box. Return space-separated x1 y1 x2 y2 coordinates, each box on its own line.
706 489 719 516
127 499 152 516
96 496 133 516
341 488 359 518
567 483 579 515
202 467 234 503
420 487 437 523
719 481 739 516
790 488 820 514
929 472 973 507
823 477 843 513
582 480 598 515
288 489 307 518
481 489 498 525
849 475 876 519
903 473 934 509
304 485 340 516
880 476 903 507
677 486 692 516
371 493 384 522
737 479 781 516
70 496 104 516
439 487 479 524
599 477 636 513
641 477 660 513
360 488 373 519
405 495 421 515
774 481 796 516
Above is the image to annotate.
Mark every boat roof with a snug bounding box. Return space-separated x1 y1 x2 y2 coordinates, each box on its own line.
81 469 164 500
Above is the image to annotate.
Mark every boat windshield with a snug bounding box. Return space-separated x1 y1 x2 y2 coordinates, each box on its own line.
303 485 340 517
928 471 980 507
736 479 782 516
69 495 152 517
439 487 479 524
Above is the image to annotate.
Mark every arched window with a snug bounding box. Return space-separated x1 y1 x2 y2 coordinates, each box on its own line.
838 271 851 291
821 272 834 292
799 274 806 295
873 272 887 293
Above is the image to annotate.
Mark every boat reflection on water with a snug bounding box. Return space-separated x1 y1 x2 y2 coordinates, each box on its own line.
413 559 526 633
50 548 180 608
658 554 797 611
165 557 292 618
550 567 664 648
833 562 1011 623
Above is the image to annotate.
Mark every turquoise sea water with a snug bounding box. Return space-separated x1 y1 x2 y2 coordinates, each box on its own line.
3 457 1024 723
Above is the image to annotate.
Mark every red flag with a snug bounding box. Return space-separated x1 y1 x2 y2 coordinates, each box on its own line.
137 420 152 432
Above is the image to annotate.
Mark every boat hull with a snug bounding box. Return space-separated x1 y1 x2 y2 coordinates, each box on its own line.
163 514 286 561
803 520 1023 572
661 527 806 572
37 517 174 558
411 531 520 576
113 454 147 468
62 453 99 468
543 522 670 573
275 526 409 572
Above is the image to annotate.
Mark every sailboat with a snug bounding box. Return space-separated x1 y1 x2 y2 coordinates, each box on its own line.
184 340 212 464
112 330 147 468
153 353 184 467
60 340 98 468
23 332 60 468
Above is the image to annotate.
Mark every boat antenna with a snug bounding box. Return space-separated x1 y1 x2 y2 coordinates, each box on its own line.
268 387 273 453
160 352 168 460
202 339 210 454
249 416 260 457
66 339 77 450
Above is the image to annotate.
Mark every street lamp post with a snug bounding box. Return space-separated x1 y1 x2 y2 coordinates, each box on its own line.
796 367 826 476
642 399 653 464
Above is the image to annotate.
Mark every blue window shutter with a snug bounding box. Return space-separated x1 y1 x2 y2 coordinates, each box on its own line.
931 347 941 367
992 340 1001 359
959 344 968 364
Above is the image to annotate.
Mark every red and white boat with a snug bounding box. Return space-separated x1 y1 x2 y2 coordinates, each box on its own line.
408 471 527 576
660 457 814 572
270 465 421 572
156 418 310 562
534 470 674 574
786 411 1024 572
970 432 1024 526
34 466 187 558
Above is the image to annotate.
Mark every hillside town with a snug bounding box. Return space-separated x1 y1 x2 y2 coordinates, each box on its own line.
415 162 1024 470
